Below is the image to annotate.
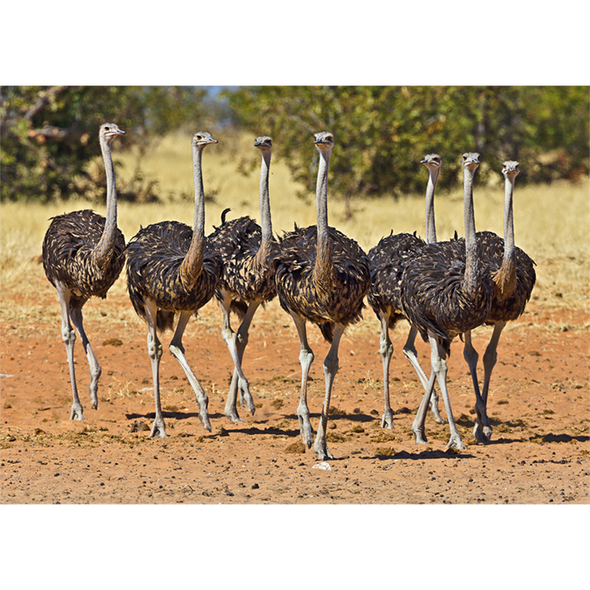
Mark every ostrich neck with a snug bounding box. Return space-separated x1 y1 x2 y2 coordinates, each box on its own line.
495 175 517 295
425 168 439 244
314 148 333 285
93 137 118 267
180 144 206 288
257 150 273 261
463 167 481 296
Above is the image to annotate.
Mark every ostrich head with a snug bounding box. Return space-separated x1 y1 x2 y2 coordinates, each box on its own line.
462 152 480 171
254 136 273 153
192 131 218 148
421 153 442 173
100 123 125 144
314 131 334 154
502 160 520 179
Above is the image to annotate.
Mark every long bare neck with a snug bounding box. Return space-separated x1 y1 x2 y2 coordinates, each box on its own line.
425 168 439 244
180 144 206 287
502 175 516 266
463 166 481 296
314 148 333 284
494 174 517 295
93 137 118 267
260 151 273 250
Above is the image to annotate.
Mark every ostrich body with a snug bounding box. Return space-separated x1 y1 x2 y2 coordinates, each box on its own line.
462 161 536 442
208 136 277 422
126 132 221 438
367 154 445 429
272 132 371 460
400 153 494 450
42 122 126 420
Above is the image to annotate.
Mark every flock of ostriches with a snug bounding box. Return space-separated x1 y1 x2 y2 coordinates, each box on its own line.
42 123 536 460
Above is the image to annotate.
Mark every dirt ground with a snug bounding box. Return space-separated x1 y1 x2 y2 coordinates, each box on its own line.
1 282 589 506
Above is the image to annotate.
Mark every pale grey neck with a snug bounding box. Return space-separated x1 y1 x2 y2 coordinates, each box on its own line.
503 175 516 263
314 147 332 281
316 149 330 244
93 136 118 265
259 150 273 243
425 168 439 244
463 167 477 245
179 143 206 287
192 143 205 237
463 166 480 292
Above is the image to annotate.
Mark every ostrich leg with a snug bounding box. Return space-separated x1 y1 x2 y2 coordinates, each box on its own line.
463 330 491 443
224 301 261 422
169 310 212 432
290 311 315 448
429 333 465 450
473 322 506 442
218 293 255 415
402 324 445 424
144 300 166 438
314 323 345 461
412 371 437 445
70 306 101 410
56 282 84 421
378 313 395 429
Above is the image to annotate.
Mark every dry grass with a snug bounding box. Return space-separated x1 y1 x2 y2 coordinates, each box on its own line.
1 132 588 331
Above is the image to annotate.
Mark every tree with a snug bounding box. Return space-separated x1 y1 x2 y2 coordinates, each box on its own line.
1 86 209 202
225 86 589 214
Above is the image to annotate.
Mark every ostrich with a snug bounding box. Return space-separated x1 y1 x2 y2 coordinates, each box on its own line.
208 136 277 422
272 131 371 460
400 153 494 450
126 131 222 438
367 153 445 429
462 161 536 442
42 122 126 421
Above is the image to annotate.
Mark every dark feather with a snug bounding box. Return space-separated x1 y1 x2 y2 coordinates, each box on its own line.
367 232 425 329
473 231 536 323
400 239 494 355
208 215 277 309
126 220 222 332
272 225 371 342
42 209 125 308
221 207 231 224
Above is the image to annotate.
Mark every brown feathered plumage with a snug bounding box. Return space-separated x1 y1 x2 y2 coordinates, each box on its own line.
367 231 425 329
273 224 371 342
43 209 125 307
209 215 277 314
126 220 221 332
475 230 536 323
400 238 494 355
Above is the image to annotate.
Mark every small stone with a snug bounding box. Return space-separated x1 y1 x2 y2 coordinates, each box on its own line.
312 462 332 471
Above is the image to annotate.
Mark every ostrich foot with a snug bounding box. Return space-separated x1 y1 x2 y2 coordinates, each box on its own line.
313 437 334 461
381 409 395 429
150 418 167 438
238 380 256 416
429 400 445 425
297 407 313 448
89 380 99 410
199 412 212 432
70 404 84 421
473 423 493 443
446 432 466 451
412 420 429 444
224 405 244 424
